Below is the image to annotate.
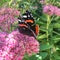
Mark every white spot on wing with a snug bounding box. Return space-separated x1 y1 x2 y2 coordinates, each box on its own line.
23 15 27 18
18 20 21 22
28 15 30 17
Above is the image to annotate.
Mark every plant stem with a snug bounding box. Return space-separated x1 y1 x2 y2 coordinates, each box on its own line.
47 15 52 60
47 15 50 42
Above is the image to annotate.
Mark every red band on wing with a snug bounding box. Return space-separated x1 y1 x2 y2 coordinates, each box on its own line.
25 20 34 23
19 24 28 28
35 24 39 35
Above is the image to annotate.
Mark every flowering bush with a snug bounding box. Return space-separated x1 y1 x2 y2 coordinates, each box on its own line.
0 0 60 60
0 7 39 60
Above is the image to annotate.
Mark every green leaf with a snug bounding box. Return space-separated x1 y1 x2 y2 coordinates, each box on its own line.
37 34 47 40
40 43 52 51
23 54 38 60
53 23 60 28
38 52 48 59
29 55 38 60
53 53 60 60
52 35 60 43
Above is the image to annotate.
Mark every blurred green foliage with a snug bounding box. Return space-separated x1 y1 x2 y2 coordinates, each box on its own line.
0 0 60 60
0 0 10 7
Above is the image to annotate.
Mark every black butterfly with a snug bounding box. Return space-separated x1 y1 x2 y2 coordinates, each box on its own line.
18 10 39 38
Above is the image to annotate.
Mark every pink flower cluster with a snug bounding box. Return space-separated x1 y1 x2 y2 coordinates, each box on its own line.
0 30 39 60
43 5 60 16
0 8 20 31
0 7 39 60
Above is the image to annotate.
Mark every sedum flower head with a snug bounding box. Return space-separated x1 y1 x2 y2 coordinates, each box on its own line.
0 8 20 32
0 30 39 60
43 5 55 15
54 6 60 16
43 5 60 16
0 32 8 50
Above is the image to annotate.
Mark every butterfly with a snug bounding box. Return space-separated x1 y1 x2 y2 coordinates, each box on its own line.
18 10 39 39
